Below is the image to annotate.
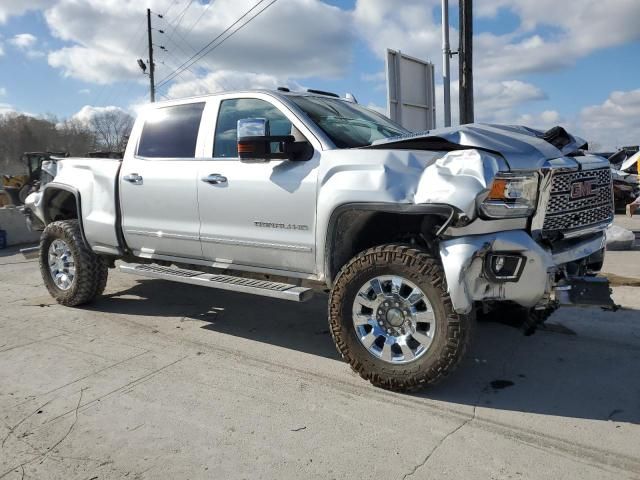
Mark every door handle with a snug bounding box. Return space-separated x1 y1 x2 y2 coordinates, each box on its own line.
201 174 227 184
123 173 143 185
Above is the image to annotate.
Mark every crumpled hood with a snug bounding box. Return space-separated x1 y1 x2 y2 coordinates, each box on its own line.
367 123 588 171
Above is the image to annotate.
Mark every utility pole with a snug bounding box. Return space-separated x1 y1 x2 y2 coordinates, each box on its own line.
458 0 474 124
146 8 155 103
441 0 451 127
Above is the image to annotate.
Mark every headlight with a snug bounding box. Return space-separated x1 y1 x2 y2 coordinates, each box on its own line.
479 172 539 218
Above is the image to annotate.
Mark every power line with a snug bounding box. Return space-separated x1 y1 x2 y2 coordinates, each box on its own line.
155 25 214 93
158 46 198 80
182 0 214 38
92 15 147 107
164 0 195 49
154 5 197 55
163 0 181 17
155 0 268 87
155 0 276 89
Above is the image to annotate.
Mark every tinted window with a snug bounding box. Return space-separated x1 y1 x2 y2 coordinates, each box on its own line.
289 96 407 148
138 102 205 158
213 98 292 158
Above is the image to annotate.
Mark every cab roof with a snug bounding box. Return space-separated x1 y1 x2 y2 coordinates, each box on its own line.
152 88 350 106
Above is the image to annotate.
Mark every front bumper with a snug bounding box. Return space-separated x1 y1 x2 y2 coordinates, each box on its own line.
439 230 609 314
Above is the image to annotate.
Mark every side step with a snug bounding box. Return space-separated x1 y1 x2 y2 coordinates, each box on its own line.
119 263 313 302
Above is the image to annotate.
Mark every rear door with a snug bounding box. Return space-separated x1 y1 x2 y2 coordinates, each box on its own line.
120 101 206 259
196 94 320 273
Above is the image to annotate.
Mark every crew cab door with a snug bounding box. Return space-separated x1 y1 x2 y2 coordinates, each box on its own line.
197 95 320 273
120 101 206 259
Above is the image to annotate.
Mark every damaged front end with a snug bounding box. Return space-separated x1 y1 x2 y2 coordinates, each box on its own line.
439 230 616 315
371 123 618 317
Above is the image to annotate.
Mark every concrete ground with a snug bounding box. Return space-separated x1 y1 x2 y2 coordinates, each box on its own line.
1 232 639 479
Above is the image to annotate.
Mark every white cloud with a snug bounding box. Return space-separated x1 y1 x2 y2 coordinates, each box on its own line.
577 89 640 149
165 70 299 99
476 80 546 114
43 0 353 86
72 104 130 124
433 79 549 128
0 0 48 23
352 0 556 128
354 0 640 82
514 110 563 129
0 103 17 115
1 0 637 153
8 32 44 58
354 0 447 70
9 33 36 49
0 87 6 96
49 46 141 85
475 0 640 79
78 88 90 95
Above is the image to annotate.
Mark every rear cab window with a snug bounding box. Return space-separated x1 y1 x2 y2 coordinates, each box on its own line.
137 102 205 158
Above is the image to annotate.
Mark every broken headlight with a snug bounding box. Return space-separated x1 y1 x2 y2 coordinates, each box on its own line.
479 172 539 218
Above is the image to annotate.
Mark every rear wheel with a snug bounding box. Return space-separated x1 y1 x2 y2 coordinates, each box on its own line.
39 220 108 306
328 244 473 392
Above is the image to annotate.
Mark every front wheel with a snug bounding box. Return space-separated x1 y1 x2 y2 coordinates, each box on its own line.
328 244 473 392
39 220 108 306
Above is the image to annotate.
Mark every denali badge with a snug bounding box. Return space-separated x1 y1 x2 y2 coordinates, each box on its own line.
570 179 596 200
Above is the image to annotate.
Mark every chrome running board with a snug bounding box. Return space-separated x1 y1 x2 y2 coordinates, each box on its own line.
119 263 313 302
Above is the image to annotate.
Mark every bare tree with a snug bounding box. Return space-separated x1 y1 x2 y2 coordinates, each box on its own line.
0 113 60 174
0 111 110 175
57 118 97 155
88 109 134 152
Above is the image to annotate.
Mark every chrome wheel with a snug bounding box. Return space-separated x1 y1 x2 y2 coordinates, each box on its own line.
352 275 436 364
48 239 76 290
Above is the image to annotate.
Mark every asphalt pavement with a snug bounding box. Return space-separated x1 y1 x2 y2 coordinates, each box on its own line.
1 237 639 479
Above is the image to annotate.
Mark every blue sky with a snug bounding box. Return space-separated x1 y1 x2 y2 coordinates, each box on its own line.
1 0 639 149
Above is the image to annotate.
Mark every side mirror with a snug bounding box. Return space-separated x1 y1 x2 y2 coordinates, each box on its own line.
237 118 311 162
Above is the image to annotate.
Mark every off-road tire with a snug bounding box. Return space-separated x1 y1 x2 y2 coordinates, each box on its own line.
328 244 474 392
39 220 108 306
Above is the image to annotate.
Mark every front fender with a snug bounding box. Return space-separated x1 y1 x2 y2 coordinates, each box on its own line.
315 148 507 279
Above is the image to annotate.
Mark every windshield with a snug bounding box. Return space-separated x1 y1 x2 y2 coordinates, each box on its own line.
288 96 409 148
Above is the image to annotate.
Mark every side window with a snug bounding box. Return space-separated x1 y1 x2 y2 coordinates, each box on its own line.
137 102 205 158
213 98 292 158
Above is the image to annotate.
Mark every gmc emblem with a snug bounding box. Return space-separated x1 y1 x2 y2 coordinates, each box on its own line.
570 179 596 200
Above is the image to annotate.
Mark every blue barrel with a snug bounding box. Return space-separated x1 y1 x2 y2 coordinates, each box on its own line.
0 229 6 249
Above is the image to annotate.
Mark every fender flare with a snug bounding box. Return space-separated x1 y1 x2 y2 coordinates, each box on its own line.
323 202 458 285
41 182 91 248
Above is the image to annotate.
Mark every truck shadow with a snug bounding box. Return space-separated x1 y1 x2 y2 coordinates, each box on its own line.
90 279 640 425
0 245 34 258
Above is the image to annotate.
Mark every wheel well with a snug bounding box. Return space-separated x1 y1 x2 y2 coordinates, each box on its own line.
43 188 78 224
325 206 453 285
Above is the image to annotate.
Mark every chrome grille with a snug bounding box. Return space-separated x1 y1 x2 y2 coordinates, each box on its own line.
541 167 613 234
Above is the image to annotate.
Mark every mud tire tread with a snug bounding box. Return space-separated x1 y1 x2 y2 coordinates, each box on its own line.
39 220 108 306
328 244 473 392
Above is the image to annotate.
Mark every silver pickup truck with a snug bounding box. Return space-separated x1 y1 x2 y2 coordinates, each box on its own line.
24 89 615 392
